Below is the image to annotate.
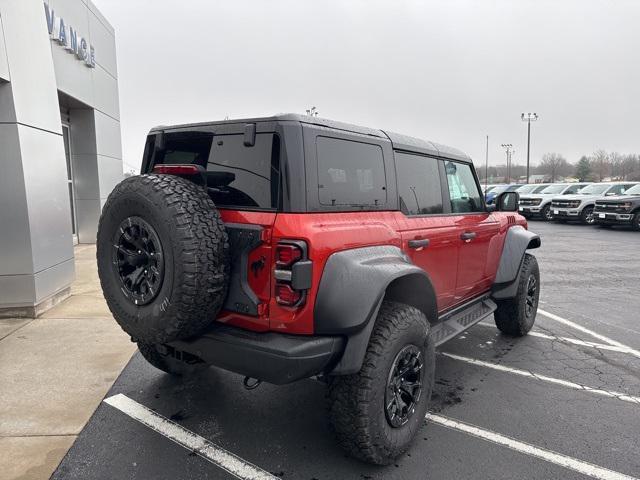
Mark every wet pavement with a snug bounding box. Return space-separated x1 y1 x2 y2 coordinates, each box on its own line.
52 221 640 480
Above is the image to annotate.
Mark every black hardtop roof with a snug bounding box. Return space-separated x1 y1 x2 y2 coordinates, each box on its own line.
150 114 472 163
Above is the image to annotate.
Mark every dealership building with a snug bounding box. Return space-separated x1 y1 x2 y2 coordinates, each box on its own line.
0 0 122 316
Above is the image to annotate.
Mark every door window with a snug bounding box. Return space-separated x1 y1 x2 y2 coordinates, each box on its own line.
444 161 484 213
395 152 443 215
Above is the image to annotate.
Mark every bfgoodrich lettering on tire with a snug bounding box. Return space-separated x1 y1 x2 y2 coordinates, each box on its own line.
494 253 540 336
326 301 435 465
97 174 230 344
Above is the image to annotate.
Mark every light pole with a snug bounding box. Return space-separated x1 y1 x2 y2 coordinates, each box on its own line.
501 144 514 183
521 112 538 184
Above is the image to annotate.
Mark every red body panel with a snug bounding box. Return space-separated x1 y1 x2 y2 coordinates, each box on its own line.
216 208 525 335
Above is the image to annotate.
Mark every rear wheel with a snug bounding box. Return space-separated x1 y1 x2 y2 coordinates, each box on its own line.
326 302 435 465
494 254 540 336
581 206 595 225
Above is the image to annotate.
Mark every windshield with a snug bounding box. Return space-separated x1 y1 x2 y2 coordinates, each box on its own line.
489 185 508 194
532 185 550 193
540 184 567 194
624 184 640 195
516 185 537 194
578 184 610 195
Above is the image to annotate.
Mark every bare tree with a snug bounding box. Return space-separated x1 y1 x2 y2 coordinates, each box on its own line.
609 152 624 180
539 153 571 182
622 154 640 180
590 150 610 182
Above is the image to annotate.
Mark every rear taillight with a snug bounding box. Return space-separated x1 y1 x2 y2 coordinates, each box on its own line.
274 240 312 307
276 283 303 306
276 244 303 268
153 164 202 175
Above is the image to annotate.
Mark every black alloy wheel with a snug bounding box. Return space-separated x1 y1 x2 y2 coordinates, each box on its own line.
542 204 553 221
524 274 538 319
112 216 164 306
385 345 423 428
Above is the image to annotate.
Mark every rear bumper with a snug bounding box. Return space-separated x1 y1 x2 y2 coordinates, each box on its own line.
593 212 633 224
169 323 345 385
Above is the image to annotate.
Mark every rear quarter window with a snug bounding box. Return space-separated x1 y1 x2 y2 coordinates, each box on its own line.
316 136 387 207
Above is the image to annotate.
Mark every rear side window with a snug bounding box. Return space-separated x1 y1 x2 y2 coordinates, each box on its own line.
316 137 387 207
395 152 443 215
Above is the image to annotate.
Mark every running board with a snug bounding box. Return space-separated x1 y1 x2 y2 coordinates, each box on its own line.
431 297 497 347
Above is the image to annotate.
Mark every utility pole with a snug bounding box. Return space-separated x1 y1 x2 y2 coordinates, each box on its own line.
521 112 538 184
485 135 489 192
501 144 514 183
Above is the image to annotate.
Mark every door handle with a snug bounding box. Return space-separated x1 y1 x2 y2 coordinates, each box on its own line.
408 238 430 249
460 232 477 242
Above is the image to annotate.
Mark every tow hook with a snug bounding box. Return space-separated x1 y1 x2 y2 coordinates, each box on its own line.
243 376 262 390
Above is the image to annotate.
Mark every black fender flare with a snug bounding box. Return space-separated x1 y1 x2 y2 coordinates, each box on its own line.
314 245 437 375
492 225 541 299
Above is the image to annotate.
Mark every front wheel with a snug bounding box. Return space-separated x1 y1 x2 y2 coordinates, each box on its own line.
326 302 435 465
581 206 595 225
541 204 553 222
632 212 640 231
494 254 540 336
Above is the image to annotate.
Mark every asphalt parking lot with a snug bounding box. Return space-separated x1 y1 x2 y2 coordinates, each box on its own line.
52 221 640 480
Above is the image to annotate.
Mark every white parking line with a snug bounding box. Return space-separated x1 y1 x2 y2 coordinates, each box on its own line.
527 331 637 354
103 394 278 480
474 322 635 355
426 413 638 480
537 309 640 359
440 352 640 405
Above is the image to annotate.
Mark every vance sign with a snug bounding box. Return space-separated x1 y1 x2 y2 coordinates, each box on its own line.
44 3 96 68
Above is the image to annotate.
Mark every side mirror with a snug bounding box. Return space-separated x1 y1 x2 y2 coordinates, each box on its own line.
496 191 519 212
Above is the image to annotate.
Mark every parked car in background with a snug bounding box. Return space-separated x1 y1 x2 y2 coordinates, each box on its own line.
516 183 551 195
483 184 498 195
551 182 639 224
593 183 640 230
486 183 521 205
519 183 591 221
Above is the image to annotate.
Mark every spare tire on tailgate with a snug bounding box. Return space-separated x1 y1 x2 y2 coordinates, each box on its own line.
97 174 230 343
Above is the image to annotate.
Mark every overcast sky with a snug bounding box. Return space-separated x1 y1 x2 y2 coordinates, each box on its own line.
92 0 640 173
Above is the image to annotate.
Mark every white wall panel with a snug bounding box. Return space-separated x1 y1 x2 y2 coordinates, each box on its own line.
0 14 10 81
94 109 121 159
18 124 74 273
0 0 61 133
97 154 122 199
92 63 119 120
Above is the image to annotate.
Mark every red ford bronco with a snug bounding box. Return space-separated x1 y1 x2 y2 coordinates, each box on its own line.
97 114 541 464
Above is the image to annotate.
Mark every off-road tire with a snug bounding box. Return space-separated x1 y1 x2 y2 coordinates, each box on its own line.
632 212 640 231
580 206 595 225
494 253 540 336
137 342 205 376
326 301 435 465
97 174 230 344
